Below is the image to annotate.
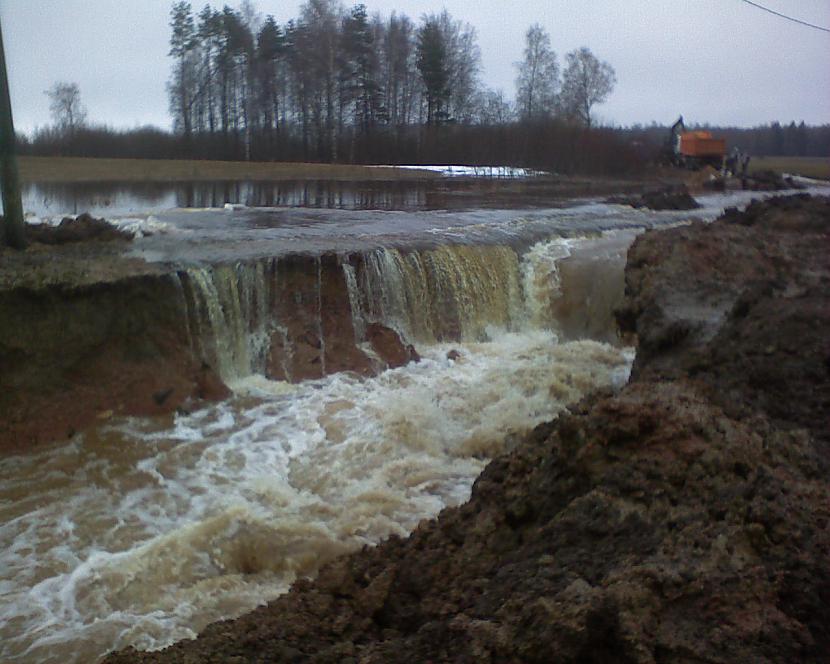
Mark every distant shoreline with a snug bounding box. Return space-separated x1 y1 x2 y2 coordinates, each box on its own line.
18 155 830 186
17 156 445 184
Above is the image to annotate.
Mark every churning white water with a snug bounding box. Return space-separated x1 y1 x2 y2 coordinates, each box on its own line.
0 220 642 663
0 334 631 663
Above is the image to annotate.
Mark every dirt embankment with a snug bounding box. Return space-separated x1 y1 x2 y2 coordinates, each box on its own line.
0 268 227 451
0 242 417 452
106 195 830 663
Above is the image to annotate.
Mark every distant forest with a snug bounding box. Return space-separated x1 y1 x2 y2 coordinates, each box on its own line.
624 122 830 161
18 0 830 174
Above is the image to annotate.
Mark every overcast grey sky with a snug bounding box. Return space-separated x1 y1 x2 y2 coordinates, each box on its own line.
2 0 829 134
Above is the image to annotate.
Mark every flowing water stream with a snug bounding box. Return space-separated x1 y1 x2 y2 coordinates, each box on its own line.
3 182 827 662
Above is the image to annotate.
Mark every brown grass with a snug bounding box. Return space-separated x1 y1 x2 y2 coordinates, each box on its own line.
749 156 830 181
18 156 442 183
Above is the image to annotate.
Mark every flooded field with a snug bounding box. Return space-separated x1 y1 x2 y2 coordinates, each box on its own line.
21 172 646 220
22 180 434 218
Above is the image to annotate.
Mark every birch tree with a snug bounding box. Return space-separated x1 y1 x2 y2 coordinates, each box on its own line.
514 24 558 121
45 82 86 135
560 47 616 128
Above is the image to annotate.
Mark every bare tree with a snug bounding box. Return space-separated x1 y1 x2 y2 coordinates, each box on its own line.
255 16 286 148
435 11 481 123
45 82 87 134
239 0 263 35
299 0 342 160
340 5 385 135
475 88 513 125
168 1 198 140
514 24 558 121
195 5 221 134
560 47 616 128
416 15 448 125
381 12 416 128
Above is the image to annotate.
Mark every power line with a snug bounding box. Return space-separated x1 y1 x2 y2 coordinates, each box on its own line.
740 0 830 33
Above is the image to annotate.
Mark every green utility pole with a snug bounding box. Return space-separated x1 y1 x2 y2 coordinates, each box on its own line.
0 17 25 249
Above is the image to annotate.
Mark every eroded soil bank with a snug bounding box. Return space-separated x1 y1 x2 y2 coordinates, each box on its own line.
0 248 420 452
106 194 830 663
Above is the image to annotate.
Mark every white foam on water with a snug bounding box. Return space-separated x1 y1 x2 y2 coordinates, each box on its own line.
112 215 172 237
785 174 830 186
0 331 631 663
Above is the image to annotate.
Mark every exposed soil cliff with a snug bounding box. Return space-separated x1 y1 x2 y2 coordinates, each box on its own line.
106 194 830 663
616 194 830 457
0 272 226 451
0 249 416 451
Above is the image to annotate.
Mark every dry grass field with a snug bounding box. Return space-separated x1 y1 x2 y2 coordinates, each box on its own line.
749 156 830 180
18 156 441 183
18 155 828 186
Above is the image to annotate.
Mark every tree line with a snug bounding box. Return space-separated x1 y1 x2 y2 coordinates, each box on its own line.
19 0 828 174
163 0 618 164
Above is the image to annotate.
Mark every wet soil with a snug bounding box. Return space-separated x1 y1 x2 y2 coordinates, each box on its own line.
105 194 830 663
605 184 700 211
0 248 422 452
24 213 135 244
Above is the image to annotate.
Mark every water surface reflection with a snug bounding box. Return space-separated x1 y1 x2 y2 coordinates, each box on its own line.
23 180 433 218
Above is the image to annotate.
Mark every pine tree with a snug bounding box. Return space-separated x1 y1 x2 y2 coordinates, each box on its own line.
416 17 448 125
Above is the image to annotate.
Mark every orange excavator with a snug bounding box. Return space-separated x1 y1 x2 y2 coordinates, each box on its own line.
665 116 727 169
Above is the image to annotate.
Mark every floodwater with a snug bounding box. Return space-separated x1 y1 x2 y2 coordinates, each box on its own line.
22 180 435 218
0 337 632 663
4 179 828 662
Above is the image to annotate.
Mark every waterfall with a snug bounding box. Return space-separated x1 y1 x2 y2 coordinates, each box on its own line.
520 239 573 330
315 257 327 376
350 245 524 343
176 237 621 383
180 262 275 381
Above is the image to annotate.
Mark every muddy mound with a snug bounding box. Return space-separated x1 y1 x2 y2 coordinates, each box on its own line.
721 192 829 231
617 194 830 452
25 212 133 244
106 195 830 663
606 184 700 211
745 170 807 192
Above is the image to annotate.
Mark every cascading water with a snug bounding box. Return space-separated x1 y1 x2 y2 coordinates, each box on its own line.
175 238 618 387
179 263 275 380
0 233 634 663
349 245 525 343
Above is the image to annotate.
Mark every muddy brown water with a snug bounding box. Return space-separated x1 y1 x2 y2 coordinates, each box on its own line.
23 180 434 217
21 175 652 219
4 180 828 663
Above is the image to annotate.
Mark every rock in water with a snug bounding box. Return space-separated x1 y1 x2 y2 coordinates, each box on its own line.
606 184 700 211
366 322 420 368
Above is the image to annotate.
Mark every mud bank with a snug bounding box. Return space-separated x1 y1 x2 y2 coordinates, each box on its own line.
0 251 425 451
106 194 830 663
